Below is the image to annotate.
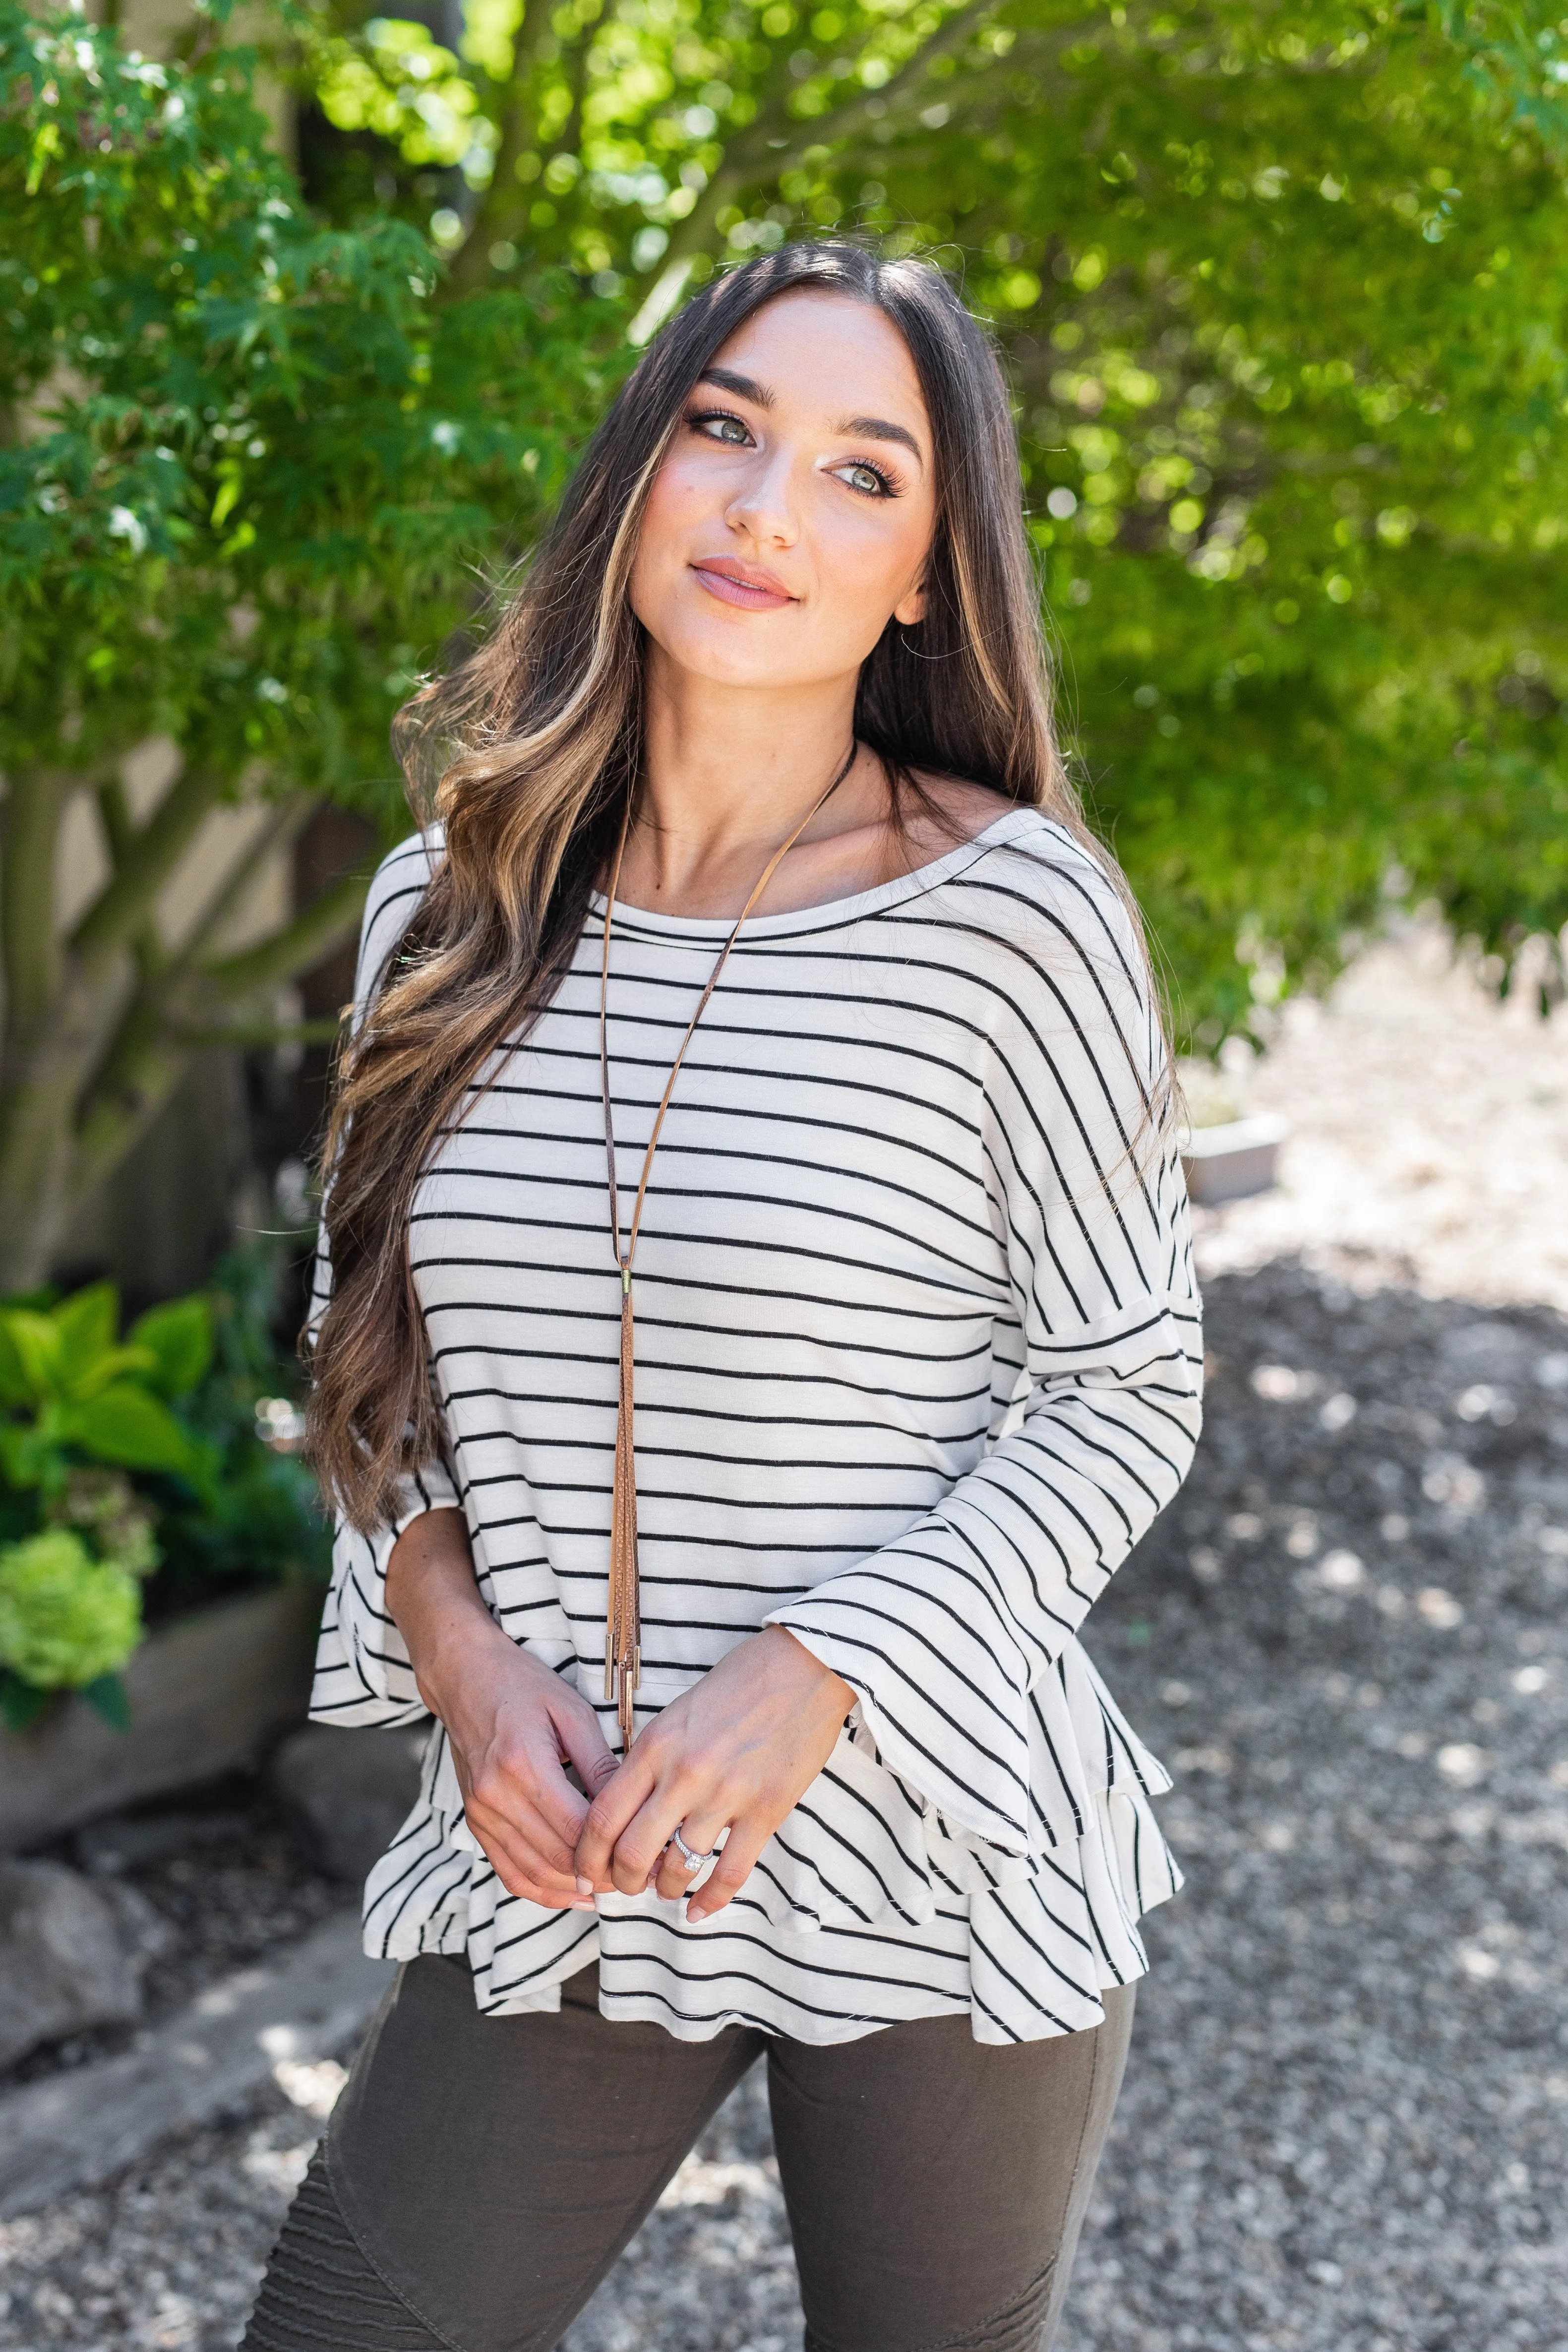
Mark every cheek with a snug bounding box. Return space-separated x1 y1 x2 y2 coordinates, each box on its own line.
810 492 933 616
630 457 732 606
641 454 718 547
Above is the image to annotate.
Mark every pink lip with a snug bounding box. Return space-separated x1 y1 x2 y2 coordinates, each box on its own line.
691 559 794 610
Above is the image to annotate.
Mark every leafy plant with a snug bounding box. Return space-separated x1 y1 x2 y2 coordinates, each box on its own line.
0 0 621 1291
0 1528 142 1731
0 1261 327 1729
292 0 1568 1039
0 1282 213 1500
149 1243 331 1609
6 0 1567 1342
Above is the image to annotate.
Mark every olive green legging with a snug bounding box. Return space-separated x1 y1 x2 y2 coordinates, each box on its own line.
242 1954 1134 2352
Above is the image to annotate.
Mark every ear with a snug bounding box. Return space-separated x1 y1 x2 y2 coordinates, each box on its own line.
893 571 927 627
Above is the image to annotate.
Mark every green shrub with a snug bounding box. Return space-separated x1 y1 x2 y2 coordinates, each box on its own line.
150 1244 330 1610
0 1528 143 1729
0 1252 327 1730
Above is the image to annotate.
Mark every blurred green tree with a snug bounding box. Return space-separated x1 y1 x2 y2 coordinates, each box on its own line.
0 0 617 1287
299 0 1568 1034
5 0 1567 1300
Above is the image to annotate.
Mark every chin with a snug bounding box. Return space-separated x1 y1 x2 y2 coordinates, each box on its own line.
652 614 818 693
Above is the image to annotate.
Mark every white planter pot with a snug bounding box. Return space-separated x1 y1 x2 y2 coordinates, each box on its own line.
1181 1114 1287 1206
0 1585 321 1853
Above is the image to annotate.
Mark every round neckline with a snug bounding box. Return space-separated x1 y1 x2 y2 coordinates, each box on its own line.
588 804 1046 939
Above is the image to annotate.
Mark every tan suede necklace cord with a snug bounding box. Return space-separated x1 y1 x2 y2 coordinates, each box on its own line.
598 748 856 1748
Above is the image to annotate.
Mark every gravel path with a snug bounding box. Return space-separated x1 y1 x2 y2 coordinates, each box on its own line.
1189 919 1568 1313
1 936 1564 2352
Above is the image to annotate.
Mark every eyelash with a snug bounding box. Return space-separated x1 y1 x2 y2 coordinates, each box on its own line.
684 407 901 499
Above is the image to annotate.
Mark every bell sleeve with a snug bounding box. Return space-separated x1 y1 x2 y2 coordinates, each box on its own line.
303 833 461 1730
766 850 1204 1859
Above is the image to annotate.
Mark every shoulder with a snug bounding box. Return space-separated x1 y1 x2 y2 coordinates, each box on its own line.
919 794 1145 991
354 826 446 1006
364 826 445 936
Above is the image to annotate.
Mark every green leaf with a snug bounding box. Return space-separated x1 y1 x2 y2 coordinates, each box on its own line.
128 1295 214 1399
66 1344 160 1402
79 1671 131 1731
0 1422 62 1491
0 1668 55 1733
0 1319 31 1409
52 1283 121 1392
3 1312 62 1403
58 1385 199 1475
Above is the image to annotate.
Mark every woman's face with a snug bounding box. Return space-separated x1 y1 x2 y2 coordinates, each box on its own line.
628 290 938 694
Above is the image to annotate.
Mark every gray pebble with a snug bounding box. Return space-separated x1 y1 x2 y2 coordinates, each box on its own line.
1 1264 1564 2349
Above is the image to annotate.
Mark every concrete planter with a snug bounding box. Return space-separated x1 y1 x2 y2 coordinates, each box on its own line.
0 1584 322 1854
1182 1113 1287 1206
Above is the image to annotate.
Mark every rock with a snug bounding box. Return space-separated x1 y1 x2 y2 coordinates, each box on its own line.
74 1806 251 1874
96 1876 177 1973
269 1724 427 1884
0 1908 392 2218
0 1860 147 2068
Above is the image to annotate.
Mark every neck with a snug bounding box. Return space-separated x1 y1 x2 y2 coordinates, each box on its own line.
630 648 872 905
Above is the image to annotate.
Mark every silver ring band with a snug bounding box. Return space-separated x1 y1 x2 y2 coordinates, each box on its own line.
671 1826 715 1873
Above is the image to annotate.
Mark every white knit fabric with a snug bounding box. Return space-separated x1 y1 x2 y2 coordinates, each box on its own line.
309 806 1204 2045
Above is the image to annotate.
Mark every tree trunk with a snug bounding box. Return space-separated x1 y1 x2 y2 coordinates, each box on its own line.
0 761 365 1295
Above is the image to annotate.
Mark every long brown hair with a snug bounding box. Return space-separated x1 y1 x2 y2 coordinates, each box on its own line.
310 241 1150 1532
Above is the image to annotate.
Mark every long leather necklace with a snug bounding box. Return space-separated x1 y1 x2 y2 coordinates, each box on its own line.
598 747 856 1747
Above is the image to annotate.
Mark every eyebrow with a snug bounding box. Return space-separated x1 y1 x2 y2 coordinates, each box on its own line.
835 413 925 468
693 367 926 470
698 365 774 407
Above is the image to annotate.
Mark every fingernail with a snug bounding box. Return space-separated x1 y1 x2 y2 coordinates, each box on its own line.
575 1877 594 1897
570 1897 596 1910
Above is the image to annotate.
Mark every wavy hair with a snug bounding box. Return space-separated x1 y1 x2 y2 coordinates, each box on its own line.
309 240 1157 1531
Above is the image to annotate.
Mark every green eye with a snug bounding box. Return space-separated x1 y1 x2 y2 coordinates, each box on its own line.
692 410 751 446
837 461 893 496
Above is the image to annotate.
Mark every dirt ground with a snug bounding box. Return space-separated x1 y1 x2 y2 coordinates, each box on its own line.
1 927 1564 2352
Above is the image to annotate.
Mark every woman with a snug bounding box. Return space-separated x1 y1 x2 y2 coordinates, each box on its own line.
245 241 1203 2352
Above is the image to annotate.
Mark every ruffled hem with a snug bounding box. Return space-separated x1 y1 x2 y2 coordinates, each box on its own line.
358 1679 1181 2043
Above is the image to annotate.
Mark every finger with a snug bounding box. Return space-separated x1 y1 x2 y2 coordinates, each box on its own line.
686 1818 770 1922
468 1814 597 1909
573 1748 658 1891
470 1778 592 1891
551 1692 620 1805
523 1747 596 1861
653 1810 727 1904
607 1784 698 1897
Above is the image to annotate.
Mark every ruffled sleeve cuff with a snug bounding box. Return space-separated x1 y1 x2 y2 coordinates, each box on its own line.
309 1461 461 1727
767 1589 1042 1864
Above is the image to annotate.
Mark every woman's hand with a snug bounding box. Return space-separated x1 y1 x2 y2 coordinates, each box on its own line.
572 1627 855 1922
387 1509 617 1910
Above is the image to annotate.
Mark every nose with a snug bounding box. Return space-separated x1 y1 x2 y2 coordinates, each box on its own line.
724 441 800 549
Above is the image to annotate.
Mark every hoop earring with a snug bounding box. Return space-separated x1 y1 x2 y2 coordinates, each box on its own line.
899 631 967 660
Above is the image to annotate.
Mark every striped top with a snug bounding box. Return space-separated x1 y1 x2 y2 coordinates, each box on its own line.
309 804 1204 2046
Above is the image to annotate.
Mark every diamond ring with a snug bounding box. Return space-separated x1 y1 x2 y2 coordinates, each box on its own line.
671 1826 716 1873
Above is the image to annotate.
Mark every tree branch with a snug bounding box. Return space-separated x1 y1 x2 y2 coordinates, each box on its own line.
172 1016 344 1050
652 0 1114 285
447 0 571 290
199 869 369 1001
69 763 225 976
1 767 69 1036
175 796 315 968
95 776 135 866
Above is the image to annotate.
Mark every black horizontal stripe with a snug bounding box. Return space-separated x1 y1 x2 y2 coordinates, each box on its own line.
309 809 1202 2049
